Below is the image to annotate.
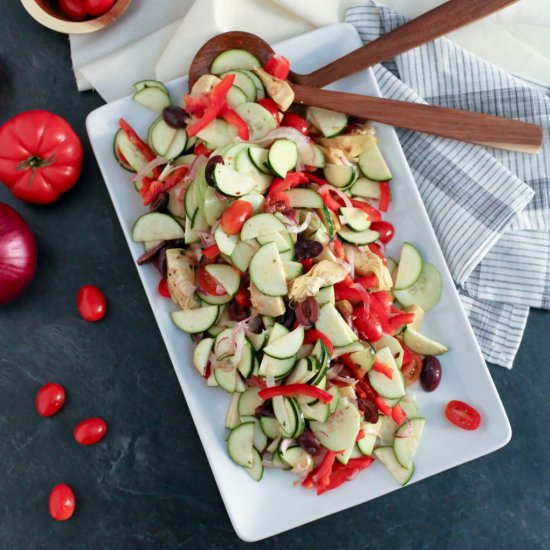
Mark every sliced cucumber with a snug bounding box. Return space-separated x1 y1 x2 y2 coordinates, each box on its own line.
286 188 323 208
221 70 257 102
214 225 238 256
239 69 265 100
213 164 256 197
245 448 264 481
337 228 380 245
132 212 184 242
171 305 219 334
315 303 358 347
258 354 296 379
240 193 265 214
268 322 288 343
372 334 405 369
260 416 280 439
301 144 326 169
279 446 313 470
394 243 423 290
284 357 318 385
203 186 226 225
192 337 214 376
368 347 406 399
205 264 240 297
133 79 169 94
227 422 255 468
402 327 448 355
148 117 187 159
324 164 356 188
315 285 335 306
268 139 298 179
394 417 425 469
210 49 261 74
226 85 248 109
301 400 331 423
374 446 414 485
225 393 241 429
399 394 420 419
196 119 238 148
240 415 268 453
249 242 287 297
248 146 272 175
132 86 171 112
310 397 360 452
247 330 267 352
241 213 286 241
327 386 340 415
394 263 442 312
333 341 365 358
214 364 240 393
235 147 273 194
264 326 304 359
273 396 305 438
114 129 148 173
282 260 303 280
256 231 292 253
358 144 392 181
235 102 277 140
357 431 377 456
351 177 381 199
237 388 263 418
197 291 232 306
230 240 258 272
307 106 348 137
339 207 371 232
222 143 249 168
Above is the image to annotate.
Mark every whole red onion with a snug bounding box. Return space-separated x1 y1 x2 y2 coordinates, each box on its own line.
0 203 37 305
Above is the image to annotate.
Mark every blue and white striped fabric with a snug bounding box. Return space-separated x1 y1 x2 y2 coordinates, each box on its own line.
345 2 550 368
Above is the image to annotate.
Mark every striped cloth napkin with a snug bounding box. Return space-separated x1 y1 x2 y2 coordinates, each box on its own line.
346 2 550 368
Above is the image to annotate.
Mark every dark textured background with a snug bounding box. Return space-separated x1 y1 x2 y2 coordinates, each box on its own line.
1 2 549 548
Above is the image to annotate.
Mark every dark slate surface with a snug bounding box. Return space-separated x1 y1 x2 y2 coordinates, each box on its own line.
1 3 549 548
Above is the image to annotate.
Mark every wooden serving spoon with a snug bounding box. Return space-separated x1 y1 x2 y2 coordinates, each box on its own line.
188 0 543 153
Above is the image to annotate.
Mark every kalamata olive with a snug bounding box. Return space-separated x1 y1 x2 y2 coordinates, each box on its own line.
255 403 275 418
162 105 187 128
357 398 379 424
227 301 250 322
149 191 169 212
205 155 224 187
294 239 323 260
275 306 295 329
298 430 322 456
421 356 442 392
295 296 320 326
137 240 166 265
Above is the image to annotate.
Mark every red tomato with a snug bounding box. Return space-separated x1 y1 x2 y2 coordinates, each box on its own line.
263 55 290 80
84 0 115 16
58 0 87 20
158 278 170 298
36 383 65 417
196 267 226 296
77 285 107 322
401 352 423 386
257 98 281 125
74 417 107 445
372 291 393 312
281 113 309 135
49 484 75 521
0 110 83 204
234 285 251 307
370 221 395 244
221 200 253 235
445 400 481 431
368 242 385 260
353 306 382 342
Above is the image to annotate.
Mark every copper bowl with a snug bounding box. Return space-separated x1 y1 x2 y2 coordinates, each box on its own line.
20 0 132 34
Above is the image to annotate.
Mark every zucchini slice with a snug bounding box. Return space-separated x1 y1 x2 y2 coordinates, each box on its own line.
394 243 423 290
171 305 219 334
394 263 442 312
268 139 298 179
358 144 392 181
132 212 184 242
210 49 261 74
227 422 255 468
374 446 414 486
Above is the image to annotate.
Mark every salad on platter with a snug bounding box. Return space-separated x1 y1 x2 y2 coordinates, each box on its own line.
113 48 452 495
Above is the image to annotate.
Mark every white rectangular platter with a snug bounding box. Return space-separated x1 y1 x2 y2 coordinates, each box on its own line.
86 23 511 542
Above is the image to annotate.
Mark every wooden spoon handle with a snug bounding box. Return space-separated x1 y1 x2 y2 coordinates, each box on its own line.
296 0 520 88
292 85 543 153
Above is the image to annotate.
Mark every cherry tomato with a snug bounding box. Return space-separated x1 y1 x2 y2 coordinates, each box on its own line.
401 352 423 386
158 278 170 298
221 200 253 235
263 55 290 80
196 267 226 296
77 285 107 322
353 306 382 342
445 400 481 431
58 0 87 20
257 98 281 125
234 285 251 307
49 484 75 521
83 0 115 17
281 113 309 135
36 383 65 417
74 417 107 445
370 221 395 245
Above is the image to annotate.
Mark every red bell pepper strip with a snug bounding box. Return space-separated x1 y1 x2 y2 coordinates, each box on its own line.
306 172 330 186
248 375 267 389
202 244 220 260
263 54 291 80
300 258 313 272
354 275 379 289
258 384 333 404
387 312 415 335
266 172 308 209
344 456 375 470
368 296 391 333
378 181 390 212
334 284 370 304
371 291 393 312
257 98 281 125
350 198 382 221
342 274 354 286
204 363 211 380
118 119 161 178
391 404 407 425
319 188 342 212
372 360 393 380
356 429 365 441
183 94 210 116
139 166 188 206
186 74 235 137
368 242 385 260
374 396 393 416
221 107 249 140
312 450 338 488
340 354 367 380
194 142 212 157
316 457 374 495
303 329 334 357
333 239 344 260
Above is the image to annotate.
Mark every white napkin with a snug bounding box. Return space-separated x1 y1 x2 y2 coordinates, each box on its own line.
70 0 550 102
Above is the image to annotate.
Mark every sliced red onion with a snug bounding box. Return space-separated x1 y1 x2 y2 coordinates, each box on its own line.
132 156 169 182
350 282 371 312
250 127 316 165
394 417 413 438
333 376 357 386
291 452 314 480
326 363 344 380
195 230 215 247
279 438 296 455
317 184 353 209
346 246 355 280
280 212 312 234
183 154 208 184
